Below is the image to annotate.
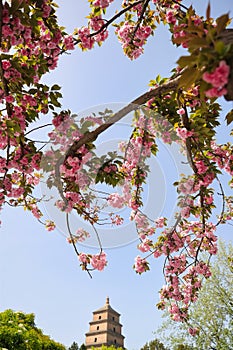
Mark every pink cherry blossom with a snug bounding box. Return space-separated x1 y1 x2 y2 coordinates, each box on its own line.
177 108 185 115
166 10 177 25
176 127 194 140
90 252 107 271
134 256 149 274
203 60 229 88
188 327 198 336
155 217 166 228
79 253 89 264
45 220 56 231
203 61 230 98
107 193 124 208
78 27 95 50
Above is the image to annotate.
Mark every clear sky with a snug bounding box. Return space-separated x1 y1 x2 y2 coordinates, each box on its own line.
0 1 233 349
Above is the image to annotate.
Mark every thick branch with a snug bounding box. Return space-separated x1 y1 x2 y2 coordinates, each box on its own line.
65 72 182 160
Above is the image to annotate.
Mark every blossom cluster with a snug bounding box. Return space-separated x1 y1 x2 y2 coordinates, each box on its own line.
116 22 152 59
156 221 217 320
44 113 97 215
67 228 91 244
131 198 218 322
203 61 230 98
0 1 75 223
79 251 107 271
92 0 114 9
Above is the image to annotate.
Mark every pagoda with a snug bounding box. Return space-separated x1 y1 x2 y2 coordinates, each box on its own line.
85 297 125 349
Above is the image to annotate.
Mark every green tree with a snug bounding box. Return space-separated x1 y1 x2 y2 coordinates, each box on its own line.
140 338 168 350
157 240 233 350
0 309 66 350
97 346 124 350
173 346 195 350
68 341 79 350
90 345 123 350
68 341 81 350
79 344 86 350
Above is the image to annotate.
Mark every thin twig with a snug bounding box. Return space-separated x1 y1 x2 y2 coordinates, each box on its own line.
25 123 52 136
172 0 189 11
61 0 144 54
91 224 103 254
66 213 93 279
130 0 150 45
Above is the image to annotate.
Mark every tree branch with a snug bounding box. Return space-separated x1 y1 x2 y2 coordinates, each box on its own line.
69 0 144 50
181 104 198 174
130 0 150 45
64 71 182 160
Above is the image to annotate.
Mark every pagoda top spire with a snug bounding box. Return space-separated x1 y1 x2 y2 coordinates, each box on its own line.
106 296 109 305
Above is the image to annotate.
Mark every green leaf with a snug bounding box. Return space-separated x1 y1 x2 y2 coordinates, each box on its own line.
151 144 158 156
188 37 209 49
28 88 38 95
214 40 226 55
177 55 196 68
50 92 61 107
51 84 61 91
226 109 233 125
216 14 230 34
178 68 200 89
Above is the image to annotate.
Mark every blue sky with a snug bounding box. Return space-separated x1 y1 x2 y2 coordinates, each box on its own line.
0 0 233 349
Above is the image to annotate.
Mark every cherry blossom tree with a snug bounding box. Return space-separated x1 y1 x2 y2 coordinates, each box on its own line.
0 0 233 325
